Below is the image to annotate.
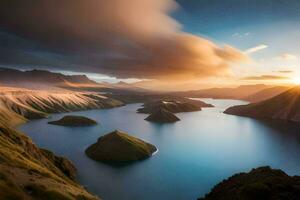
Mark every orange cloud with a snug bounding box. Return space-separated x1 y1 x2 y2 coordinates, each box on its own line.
278 54 297 60
242 75 289 80
0 0 248 80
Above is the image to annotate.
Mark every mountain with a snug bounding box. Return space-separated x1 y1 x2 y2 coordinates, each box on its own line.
85 130 157 162
244 86 290 103
48 115 98 126
175 84 271 99
0 121 100 200
137 99 213 114
199 166 300 200
0 87 123 122
145 108 180 123
224 86 300 122
0 67 96 86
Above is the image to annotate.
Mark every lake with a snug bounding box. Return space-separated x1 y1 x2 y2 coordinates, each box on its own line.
19 99 300 200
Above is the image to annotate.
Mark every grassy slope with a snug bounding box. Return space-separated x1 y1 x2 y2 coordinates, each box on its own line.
0 87 115 199
86 130 157 162
0 121 100 200
224 86 300 122
199 166 300 200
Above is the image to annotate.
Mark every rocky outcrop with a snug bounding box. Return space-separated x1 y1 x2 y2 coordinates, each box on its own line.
85 130 157 162
48 115 97 126
224 86 300 122
199 166 300 200
145 108 180 123
0 121 100 200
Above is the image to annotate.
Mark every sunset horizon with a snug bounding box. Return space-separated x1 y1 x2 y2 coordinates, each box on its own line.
1 1 300 200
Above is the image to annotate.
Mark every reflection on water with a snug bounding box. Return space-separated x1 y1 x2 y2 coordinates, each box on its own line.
19 98 300 200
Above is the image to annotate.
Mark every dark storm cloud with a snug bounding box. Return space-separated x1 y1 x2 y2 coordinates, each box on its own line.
0 0 247 80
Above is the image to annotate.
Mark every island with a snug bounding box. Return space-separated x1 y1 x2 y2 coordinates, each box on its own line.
48 115 97 126
85 130 157 162
145 108 180 123
199 166 300 200
137 99 213 114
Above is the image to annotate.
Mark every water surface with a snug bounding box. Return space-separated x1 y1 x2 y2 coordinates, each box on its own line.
19 99 300 200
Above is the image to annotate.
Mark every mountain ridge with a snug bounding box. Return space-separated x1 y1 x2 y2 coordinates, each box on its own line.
224 86 300 122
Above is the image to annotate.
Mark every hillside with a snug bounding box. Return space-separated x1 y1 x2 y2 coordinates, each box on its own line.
0 87 123 122
244 86 289 103
0 121 100 200
224 86 300 122
199 166 300 200
175 84 271 99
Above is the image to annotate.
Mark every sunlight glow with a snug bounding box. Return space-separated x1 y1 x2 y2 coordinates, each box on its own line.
292 77 300 85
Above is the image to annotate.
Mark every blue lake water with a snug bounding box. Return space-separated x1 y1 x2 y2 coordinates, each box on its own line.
19 99 300 200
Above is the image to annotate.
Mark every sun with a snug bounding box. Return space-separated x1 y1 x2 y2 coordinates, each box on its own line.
291 77 300 85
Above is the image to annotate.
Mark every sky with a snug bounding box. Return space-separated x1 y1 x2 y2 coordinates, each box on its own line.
0 0 300 89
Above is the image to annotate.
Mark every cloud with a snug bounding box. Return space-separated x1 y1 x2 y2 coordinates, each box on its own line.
0 0 247 80
232 32 250 38
278 53 297 60
277 70 293 73
242 75 289 80
245 44 268 54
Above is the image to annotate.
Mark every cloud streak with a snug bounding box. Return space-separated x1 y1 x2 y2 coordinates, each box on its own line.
245 44 268 54
278 53 297 60
0 0 247 80
242 75 289 80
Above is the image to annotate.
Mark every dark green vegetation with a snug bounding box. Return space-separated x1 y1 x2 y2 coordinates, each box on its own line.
224 86 300 122
137 99 213 114
85 130 157 162
0 121 100 200
199 166 300 200
48 115 97 126
145 108 180 123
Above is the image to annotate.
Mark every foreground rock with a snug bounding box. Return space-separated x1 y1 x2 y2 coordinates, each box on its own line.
199 166 300 200
0 121 100 200
48 115 97 126
138 99 213 114
224 86 300 122
145 108 180 123
85 130 157 162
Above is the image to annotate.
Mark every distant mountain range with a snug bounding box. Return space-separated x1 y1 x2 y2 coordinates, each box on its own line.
0 68 292 103
174 84 272 100
244 86 289 103
0 67 96 85
225 86 300 122
0 68 149 93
